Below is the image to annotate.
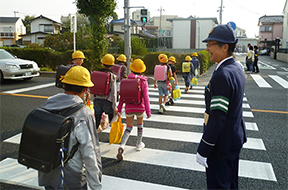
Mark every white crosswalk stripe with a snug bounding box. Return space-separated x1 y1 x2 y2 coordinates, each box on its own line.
0 85 277 189
250 74 288 89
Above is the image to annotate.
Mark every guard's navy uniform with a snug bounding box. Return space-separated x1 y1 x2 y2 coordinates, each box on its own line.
196 24 248 189
197 57 247 189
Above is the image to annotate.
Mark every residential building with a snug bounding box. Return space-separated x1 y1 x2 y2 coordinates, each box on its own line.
20 15 63 45
0 17 26 46
167 16 218 49
258 15 284 48
234 26 247 38
283 0 288 48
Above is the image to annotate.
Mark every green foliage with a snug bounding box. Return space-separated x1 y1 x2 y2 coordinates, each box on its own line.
44 32 73 52
76 0 117 70
131 37 147 56
22 15 35 34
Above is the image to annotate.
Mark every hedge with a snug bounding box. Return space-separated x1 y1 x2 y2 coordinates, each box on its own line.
1 47 213 75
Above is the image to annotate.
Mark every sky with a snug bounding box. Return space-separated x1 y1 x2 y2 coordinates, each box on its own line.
1 0 286 38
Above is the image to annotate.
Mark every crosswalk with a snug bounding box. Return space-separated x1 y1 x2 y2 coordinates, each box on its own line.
250 74 288 89
1 85 277 189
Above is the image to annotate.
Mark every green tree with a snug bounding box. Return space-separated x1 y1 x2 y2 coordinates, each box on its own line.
22 15 35 34
43 32 73 52
76 0 117 70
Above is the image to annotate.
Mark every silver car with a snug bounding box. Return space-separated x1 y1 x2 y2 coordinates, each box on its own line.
0 49 40 83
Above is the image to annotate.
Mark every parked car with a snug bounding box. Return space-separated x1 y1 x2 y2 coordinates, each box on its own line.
0 49 40 83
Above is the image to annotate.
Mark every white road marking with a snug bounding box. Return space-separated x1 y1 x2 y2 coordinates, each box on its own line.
2 83 55 94
0 158 189 190
100 143 276 181
250 75 272 88
269 75 288 89
149 104 254 118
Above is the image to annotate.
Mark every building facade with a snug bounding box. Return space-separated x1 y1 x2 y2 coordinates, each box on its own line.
20 15 62 45
167 16 218 49
0 17 26 46
282 0 288 48
258 15 284 48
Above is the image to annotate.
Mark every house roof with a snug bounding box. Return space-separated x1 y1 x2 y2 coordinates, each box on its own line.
28 15 62 25
19 31 48 37
166 16 218 24
259 15 284 24
0 17 20 23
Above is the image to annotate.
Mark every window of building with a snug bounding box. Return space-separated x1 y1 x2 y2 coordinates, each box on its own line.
44 25 53 32
260 26 272 32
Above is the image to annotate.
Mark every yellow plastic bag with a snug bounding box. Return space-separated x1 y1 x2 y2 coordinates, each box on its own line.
109 116 124 144
173 85 181 101
191 77 198 86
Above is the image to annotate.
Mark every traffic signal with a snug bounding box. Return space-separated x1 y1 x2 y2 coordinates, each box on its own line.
140 9 148 23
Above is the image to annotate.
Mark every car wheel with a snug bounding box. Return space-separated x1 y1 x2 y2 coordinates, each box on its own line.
23 77 33 80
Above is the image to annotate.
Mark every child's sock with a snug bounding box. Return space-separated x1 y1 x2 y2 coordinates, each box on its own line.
137 123 143 145
120 126 133 147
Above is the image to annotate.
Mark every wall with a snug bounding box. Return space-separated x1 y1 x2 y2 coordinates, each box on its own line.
31 18 53 33
172 20 191 49
283 4 288 48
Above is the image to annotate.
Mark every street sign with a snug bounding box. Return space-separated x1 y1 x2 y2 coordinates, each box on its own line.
227 21 236 30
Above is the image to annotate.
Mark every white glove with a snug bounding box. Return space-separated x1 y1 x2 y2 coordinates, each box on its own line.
196 152 208 168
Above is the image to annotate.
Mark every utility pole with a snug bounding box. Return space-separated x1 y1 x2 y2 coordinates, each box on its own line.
124 0 131 73
219 0 223 24
157 6 164 30
14 11 18 17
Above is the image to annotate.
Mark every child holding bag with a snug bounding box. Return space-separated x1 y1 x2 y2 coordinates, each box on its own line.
116 59 151 161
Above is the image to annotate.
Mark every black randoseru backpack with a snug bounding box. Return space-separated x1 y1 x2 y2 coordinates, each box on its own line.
18 103 85 173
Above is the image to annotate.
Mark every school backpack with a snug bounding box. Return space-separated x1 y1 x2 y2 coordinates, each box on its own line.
154 65 168 81
55 65 71 88
90 71 111 95
18 103 85 173
182 62 191 73
120 78 142 104
111 64 124 81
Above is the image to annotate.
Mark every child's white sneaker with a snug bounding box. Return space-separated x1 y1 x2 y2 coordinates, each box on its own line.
136 142 145 151
159 107 163 113
160 103 167 112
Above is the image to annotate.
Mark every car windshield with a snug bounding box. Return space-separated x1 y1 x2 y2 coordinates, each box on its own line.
0 51 16 59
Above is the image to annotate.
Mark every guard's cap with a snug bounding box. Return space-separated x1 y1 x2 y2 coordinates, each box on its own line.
202 25 238 44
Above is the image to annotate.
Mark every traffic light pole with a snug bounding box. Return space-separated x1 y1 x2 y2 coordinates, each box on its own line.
124 0 145 73
124 0 131 73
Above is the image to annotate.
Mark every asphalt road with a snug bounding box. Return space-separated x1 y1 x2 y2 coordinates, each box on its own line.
0 54 287 190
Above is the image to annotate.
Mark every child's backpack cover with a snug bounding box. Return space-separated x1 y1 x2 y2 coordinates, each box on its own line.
18 104 84 173
120 78 142 104
154 65 167 81
111 64 124 81
90 71 111 95
55 65 71 88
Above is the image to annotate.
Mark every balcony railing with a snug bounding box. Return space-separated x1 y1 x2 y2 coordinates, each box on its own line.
0 32 14 38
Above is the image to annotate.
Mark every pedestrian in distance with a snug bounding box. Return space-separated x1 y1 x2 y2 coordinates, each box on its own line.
196 24 247 190
116 54 128 79
253 46 259 73
38 66 102 190
153 54 173 113
68 50 86 67
191 52 200 78
166 56 178 105
245 43 251 71
92 54 117 128
246 46 254 74
181 56 195 92
116 59 151 161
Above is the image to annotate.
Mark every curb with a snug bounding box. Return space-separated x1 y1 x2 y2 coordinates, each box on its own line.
40 71 56 78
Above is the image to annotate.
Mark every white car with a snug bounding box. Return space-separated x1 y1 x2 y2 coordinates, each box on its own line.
0 49 40 83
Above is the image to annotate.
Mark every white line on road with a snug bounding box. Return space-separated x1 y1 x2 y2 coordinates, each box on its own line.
2 83 55 94
0 158 189 190
149 104 254 118
269 75 288 89
250 75 272 88
100 143 276 181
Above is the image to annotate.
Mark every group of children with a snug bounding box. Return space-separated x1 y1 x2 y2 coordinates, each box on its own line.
74 52 199 161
